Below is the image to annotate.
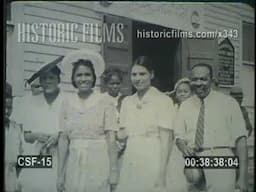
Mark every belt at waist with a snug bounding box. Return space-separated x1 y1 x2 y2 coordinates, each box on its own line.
195 146 233 153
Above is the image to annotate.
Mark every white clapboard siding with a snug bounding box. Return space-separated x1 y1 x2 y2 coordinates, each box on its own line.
24 2 101 20
11 2 102 95
229 3 255 23
18 30 102 46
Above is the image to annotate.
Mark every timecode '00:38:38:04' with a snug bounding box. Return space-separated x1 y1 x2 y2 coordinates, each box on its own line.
184 156 239 169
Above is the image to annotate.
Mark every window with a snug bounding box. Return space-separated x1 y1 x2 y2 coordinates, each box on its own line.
242 22 255 65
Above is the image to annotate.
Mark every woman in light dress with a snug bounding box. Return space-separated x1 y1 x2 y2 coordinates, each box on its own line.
166 78 193 192
57 57 119 192
14 57 66 192
115 56 176 192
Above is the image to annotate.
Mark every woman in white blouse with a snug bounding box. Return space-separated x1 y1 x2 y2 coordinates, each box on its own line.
57 56 118 192
115 56 176 192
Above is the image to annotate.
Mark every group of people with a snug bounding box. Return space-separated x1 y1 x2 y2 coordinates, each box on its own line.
5 50 250 192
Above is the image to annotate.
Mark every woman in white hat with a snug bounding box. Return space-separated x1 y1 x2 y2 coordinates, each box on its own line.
57 51 118 192
14 56 67 192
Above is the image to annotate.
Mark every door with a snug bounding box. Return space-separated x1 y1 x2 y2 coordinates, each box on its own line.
181 38 218 83
102 14 133 95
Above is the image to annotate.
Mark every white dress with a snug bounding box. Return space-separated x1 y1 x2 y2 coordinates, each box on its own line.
13 92 67 192
59 91 118 192
115 87 176 192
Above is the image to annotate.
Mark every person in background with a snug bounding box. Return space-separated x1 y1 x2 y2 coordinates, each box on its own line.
13 56 66 192
115 56 176 192
174 63 248 192
230 86 253 137
101 67 125 105
167 77 192 108
57 53 118 192
101 67 126 192
5 82 23 192
166 77 193 192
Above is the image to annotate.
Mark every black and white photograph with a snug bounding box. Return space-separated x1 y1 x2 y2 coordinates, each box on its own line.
4 1 254 192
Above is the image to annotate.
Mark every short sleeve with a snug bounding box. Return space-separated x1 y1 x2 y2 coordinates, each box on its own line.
156 96 176 130
119 97 129 129
230 99 247 143
103 99 119 131
173 103 187 141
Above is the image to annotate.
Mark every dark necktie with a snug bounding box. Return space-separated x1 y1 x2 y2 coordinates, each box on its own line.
194 99 205 151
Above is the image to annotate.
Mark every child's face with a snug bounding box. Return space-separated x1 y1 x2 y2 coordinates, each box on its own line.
5 97 13 119
107 75 122 97
176 83 192 103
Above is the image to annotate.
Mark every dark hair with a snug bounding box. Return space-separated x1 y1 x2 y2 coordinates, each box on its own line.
132 56 154 73
102 67 123 84
71 59 96 88
191 63 213 79
39 66 61 83
6 82 12 98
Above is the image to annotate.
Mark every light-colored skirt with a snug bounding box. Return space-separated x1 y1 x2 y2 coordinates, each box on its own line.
116 135 162 192
64 138 110 192
166 145 187 192
19 155 57 192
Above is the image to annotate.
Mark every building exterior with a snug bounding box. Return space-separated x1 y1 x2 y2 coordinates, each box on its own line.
6 1 254 191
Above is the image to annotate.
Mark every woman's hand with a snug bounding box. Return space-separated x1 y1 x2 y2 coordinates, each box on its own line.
176 139 195 156
45 134 59 148
116 137 128 151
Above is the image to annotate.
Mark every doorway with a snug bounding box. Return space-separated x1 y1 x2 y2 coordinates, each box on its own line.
132 21 181 92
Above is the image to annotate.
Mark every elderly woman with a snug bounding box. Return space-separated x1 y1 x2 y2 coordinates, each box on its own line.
57 53 118 192
167 78 192 192
13 56 66 192
115 56 176 192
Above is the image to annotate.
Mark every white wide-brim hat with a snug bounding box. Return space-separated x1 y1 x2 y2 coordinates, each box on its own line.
62 49 105 85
